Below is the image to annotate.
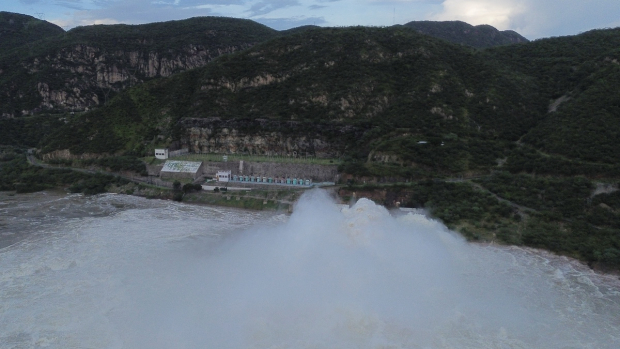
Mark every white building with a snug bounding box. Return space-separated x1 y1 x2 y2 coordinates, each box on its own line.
160 160 204 180
155 149 169 159
216 170 232 182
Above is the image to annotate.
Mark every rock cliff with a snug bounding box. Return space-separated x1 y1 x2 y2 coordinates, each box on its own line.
179 118 362 158
24 43 250 112
0 16 277 116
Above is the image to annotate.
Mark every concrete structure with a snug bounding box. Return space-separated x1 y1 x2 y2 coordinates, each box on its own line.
147 158 339 183
169 148 189 157
154 149 169 159
202 161 339 183
216 170 231 182
160 160 204 180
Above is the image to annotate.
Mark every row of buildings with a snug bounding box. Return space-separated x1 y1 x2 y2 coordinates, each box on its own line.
215 171 313 186
153 149 338 184
158 160 313 186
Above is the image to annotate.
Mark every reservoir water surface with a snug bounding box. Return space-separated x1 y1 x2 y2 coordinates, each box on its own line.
1 190 619 348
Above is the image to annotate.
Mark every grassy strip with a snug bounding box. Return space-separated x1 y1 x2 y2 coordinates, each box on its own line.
183 191 290 211
153 153 340 165
1 154 128 195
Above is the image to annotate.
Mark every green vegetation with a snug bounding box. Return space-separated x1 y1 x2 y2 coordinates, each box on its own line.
346 177 620 269
401 20 528 48
177 153 340 165
2 14 620 269
183 189 294 211
0 12 64 53
475 172 593 219
38 26 544 161
183 183 202 193
0 114 67 148
0 154 127 195
505 146 620 178
403 181 515 227
0 16 278 117
81 156 147 175
487 28 620 164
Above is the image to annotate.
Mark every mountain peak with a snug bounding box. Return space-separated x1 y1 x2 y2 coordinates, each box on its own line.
401 20 528 48
0 12 64 52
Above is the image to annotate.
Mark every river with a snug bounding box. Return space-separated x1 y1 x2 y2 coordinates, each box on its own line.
1 190 619 348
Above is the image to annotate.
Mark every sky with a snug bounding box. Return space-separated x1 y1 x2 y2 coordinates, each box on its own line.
3 0 620 40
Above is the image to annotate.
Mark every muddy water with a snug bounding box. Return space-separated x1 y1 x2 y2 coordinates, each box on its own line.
0 190 619 348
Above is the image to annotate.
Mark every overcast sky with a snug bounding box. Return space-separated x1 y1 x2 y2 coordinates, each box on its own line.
4 0 620 39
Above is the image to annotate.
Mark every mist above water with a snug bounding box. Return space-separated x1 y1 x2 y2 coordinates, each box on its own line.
1 190 619 348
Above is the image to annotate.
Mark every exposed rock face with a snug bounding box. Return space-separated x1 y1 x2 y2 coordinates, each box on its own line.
41 149 111 160
179 117 363 158
9 43 251 115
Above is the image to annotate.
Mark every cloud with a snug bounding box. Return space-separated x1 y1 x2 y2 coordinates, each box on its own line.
177 0 240 6
254 15 326 29
247 0 300 17
431 0 525 30
57 4 87 11
51 0 221 28
23 0 620 38
430 0 620 39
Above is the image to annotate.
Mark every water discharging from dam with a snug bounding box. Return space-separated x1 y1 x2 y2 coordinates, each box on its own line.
1 189 619 348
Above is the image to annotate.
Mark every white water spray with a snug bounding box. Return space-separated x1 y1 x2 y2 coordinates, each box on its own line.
1 190 619 348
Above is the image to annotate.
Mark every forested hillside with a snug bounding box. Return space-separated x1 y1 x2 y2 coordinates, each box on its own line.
38 26 545 176
402 20 528 48
0 15 278 117
487 28 620 164
0 12 64 53
1 14 619 269
0 13 530 118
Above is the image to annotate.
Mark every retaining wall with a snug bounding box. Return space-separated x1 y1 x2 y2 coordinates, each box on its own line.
204 161 339 182
149 161 339 182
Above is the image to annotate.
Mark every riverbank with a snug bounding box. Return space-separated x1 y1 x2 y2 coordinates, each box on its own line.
106 180 306 212
4 152 619 271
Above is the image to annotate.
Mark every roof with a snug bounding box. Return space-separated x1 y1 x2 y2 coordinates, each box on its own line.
161 160 202 174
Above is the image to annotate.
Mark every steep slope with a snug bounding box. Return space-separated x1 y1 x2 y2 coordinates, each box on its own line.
402 21 528 48
487 28 620 164
0 12 64 53
40 26 544 175
0 16 277 117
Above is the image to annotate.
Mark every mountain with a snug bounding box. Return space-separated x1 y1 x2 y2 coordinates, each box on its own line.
0 12 64 53
3 17 620 269
0 16 532 118
402 20 528 48
0 16 278 117
39 26 544 177
487 28 620 164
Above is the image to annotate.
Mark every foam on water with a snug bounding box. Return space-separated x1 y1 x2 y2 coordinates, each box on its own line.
1 190 619 348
